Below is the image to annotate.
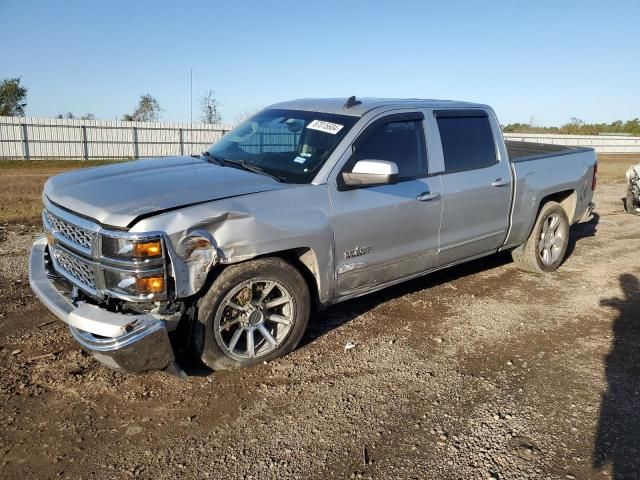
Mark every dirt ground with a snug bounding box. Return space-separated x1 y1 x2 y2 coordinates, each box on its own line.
1 158 639 479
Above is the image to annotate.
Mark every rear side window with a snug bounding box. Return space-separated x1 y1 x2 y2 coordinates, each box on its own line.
436 111 497 172
351 120 427 179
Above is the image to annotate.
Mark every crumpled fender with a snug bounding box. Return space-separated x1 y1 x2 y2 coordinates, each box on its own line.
130 185 334 303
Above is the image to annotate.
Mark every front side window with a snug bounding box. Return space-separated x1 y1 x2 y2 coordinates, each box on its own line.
350 120 427 179
208 109 358 183
436 111 497 172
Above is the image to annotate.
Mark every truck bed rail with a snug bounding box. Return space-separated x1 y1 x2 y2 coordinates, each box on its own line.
506 140 592 163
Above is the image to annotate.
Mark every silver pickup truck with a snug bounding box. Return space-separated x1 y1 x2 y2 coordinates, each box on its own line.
29 97 597 374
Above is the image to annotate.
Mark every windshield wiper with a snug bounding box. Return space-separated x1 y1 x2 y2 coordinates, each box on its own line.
202 152 286 182
223 159 287 183
200 151 225 166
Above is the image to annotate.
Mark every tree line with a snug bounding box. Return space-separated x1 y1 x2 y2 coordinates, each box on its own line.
0 77 223 124
4 76 637 134
504 117 640 136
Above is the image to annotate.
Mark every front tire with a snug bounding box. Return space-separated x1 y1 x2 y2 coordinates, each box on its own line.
193 257 310 370
512 201 570 273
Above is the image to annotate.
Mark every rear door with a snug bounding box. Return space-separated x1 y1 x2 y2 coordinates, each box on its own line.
433 109 512 266
329 111 443 296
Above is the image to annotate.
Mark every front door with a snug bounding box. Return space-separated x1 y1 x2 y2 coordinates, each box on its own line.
329 113 443 297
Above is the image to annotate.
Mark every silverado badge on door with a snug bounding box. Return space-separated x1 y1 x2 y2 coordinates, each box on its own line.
344 245 371 259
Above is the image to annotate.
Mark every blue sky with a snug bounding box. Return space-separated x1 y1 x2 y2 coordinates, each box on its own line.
1 0 638 126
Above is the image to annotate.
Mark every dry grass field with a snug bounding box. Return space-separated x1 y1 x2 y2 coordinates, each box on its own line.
0 160 120 224
596 154 636 183
0 154 633 225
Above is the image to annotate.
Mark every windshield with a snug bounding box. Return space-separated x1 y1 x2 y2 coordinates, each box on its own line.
207 109 358 183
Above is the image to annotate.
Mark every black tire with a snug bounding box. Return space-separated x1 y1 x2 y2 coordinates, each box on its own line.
511 201 570 273
193 257 310 370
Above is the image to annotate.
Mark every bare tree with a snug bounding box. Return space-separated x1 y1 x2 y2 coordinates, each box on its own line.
232 107 262 125
200 90 222 124
0 77 28 116
123 94 162 122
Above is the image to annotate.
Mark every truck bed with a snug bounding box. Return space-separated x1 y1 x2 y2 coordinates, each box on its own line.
506 140 591 162
504 140 597 250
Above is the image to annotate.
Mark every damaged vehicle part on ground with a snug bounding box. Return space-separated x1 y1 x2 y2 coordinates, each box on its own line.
625 163 640 214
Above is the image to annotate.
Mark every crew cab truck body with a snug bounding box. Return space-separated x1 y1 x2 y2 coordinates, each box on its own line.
29 98 597 373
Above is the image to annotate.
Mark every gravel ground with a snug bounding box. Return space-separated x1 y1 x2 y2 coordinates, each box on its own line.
0 181 638 479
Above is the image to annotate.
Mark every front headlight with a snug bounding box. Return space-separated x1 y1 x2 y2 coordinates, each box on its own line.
100 233 167 300
101 235 163 261
103 270 166 298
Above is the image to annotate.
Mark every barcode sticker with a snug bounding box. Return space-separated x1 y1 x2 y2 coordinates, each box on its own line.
306 120 344 135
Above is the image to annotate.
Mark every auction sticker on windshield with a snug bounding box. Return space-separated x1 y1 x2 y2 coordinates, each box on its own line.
306 120 344 135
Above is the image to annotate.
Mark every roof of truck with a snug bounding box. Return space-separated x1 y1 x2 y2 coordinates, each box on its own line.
267 97 489 117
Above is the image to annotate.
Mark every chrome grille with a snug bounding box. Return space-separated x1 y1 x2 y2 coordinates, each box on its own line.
41 203 167 301
51 247 96 291
44 209 94 250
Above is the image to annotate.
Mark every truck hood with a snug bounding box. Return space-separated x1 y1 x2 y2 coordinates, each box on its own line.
44 156 286 228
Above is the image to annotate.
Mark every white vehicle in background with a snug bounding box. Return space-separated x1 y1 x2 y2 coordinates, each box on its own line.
625 164 640 214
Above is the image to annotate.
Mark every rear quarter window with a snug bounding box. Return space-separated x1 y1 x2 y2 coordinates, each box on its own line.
435 111 497 172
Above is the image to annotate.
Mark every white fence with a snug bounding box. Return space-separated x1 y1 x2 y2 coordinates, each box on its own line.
0 116 233 160
503 133 640 153
1 116 639 160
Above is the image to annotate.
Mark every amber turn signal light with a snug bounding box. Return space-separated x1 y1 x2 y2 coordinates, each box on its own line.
133 240 162 258
135 276 165 294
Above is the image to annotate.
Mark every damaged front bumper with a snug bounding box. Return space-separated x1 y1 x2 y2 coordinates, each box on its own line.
28 236 175 373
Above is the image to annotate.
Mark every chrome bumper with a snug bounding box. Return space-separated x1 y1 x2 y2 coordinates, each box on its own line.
29 236 175 373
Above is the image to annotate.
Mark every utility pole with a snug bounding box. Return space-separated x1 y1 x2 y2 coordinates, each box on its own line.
190 67 193 124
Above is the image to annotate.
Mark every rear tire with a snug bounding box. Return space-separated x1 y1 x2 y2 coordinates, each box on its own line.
193 257 310 370
512 201 570 273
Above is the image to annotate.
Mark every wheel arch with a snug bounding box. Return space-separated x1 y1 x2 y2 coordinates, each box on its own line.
539 189 577 224
506 188 577 252
196 247 324 310
275 247 322 311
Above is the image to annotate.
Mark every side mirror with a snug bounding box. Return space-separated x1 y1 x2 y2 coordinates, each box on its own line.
342 160 399 188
